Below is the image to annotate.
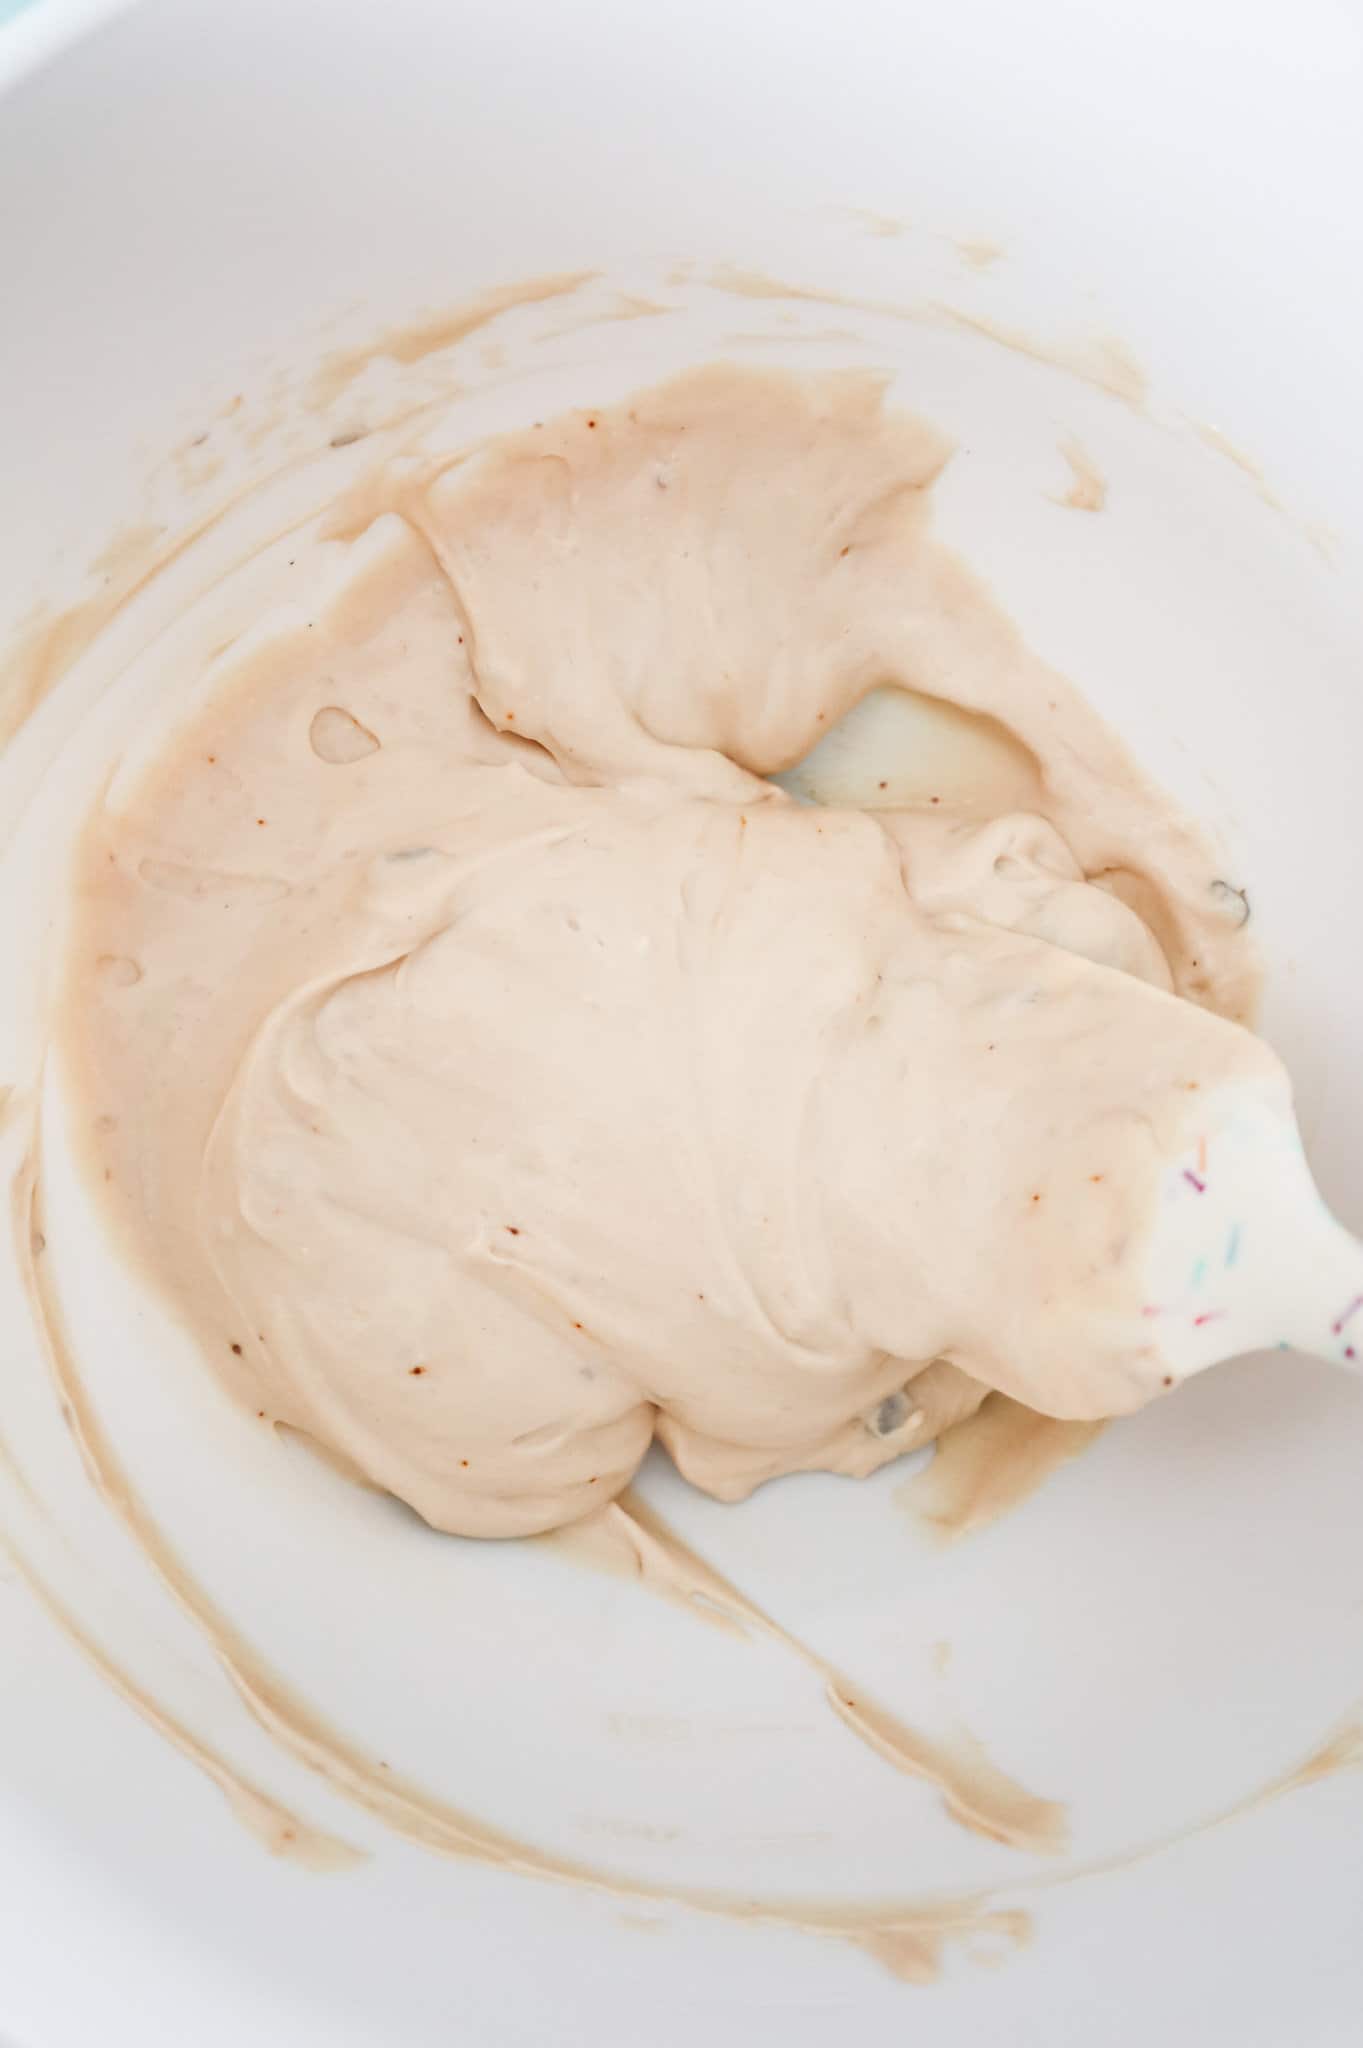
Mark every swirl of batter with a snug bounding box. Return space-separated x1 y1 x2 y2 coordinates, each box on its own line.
63 367 1274 1534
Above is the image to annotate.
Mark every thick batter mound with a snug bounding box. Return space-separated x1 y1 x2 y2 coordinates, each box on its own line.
60 367 1277 1534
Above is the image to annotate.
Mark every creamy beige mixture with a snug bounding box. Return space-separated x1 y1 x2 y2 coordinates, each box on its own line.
61 365 1278 1538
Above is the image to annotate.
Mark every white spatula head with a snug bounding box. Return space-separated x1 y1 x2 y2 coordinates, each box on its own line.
1144 1087 1363 1382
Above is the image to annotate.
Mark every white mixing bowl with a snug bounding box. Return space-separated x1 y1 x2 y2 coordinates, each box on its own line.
4 4 1363 2043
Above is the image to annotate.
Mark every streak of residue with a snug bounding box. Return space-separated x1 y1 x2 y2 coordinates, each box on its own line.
705 265 1147 408
926 304 1147 409
892 1405 1363 1888
1262 1723 1363 1800
5 264 1152 755
1054 440 1107 513
0 462 357 761
707 262 915 322
827 210 1003 266
955 237 1005 271
13 1148 1030 1985
827 205 910 240
550 1492 1069 1856
1 277 601 757
1304 523 1340 567
576 1815 685 1845
1 522 181 753
16 1131 1363 1984
0 1526 364 1872
721 329 871 352
1032 1718 1363 1905
896 1394 1105 1544
0 471 347 770
1193 419 1267 485
534 294 674 343
150 415 229 497
1190 419 1281 512
1 1131 360 1864
89 521 167 585
307 271 598 408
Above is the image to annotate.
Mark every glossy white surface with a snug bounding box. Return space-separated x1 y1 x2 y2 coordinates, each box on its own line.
3 2 1363 2043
